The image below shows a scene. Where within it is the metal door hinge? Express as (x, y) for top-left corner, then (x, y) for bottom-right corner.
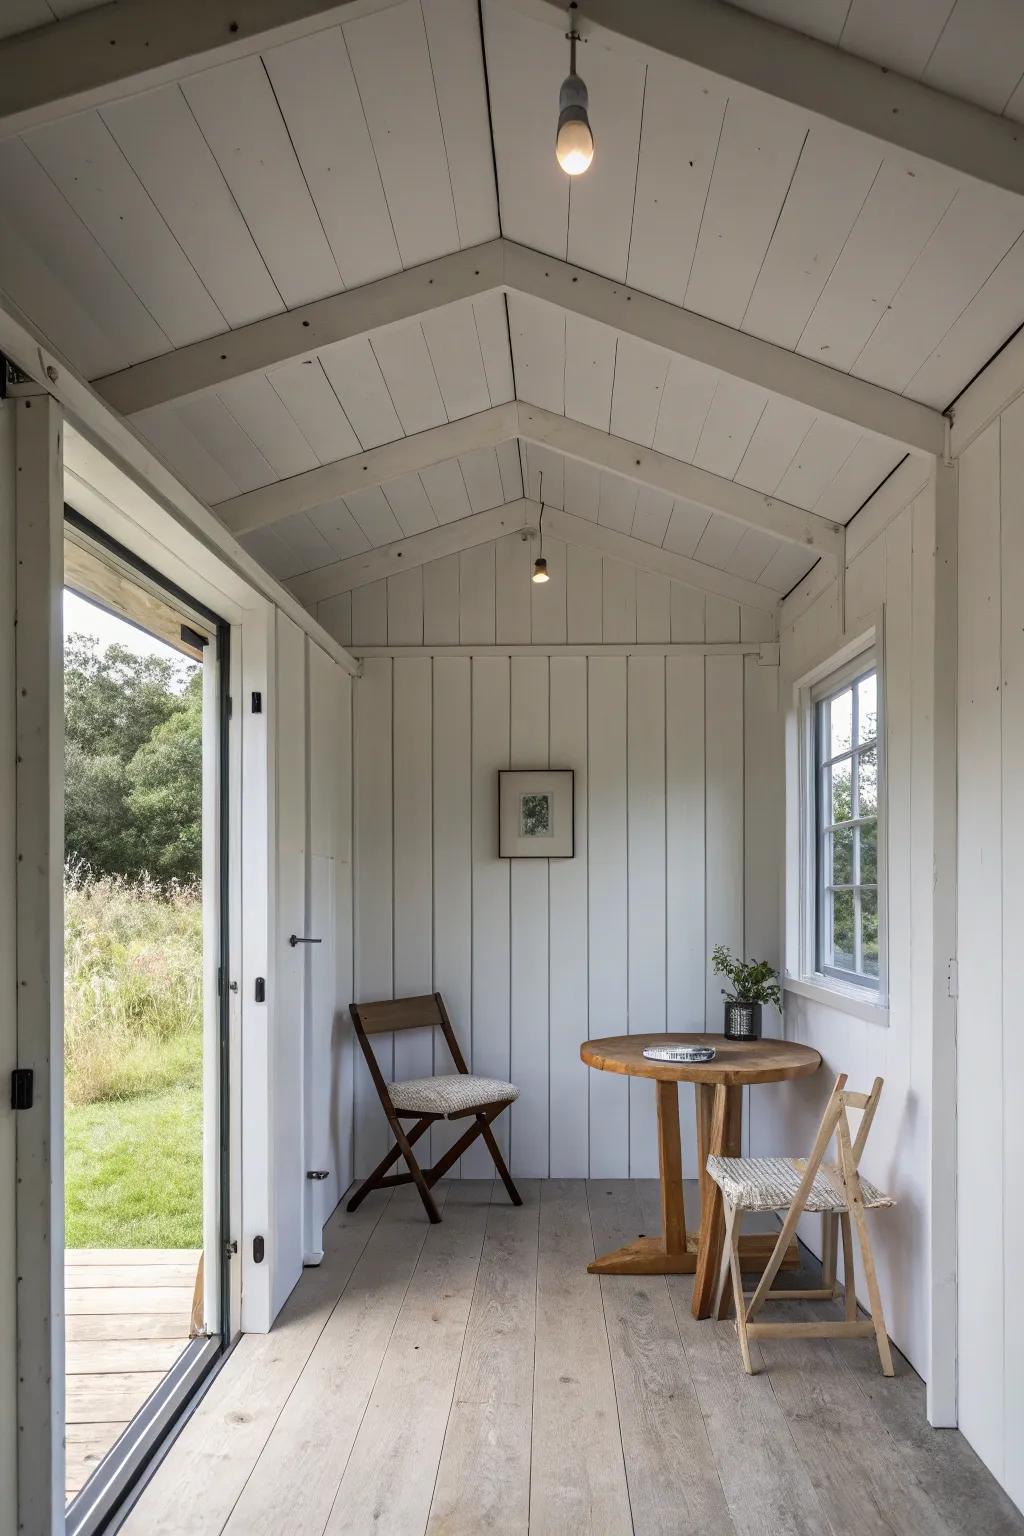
(255, 977), (266, 1003)
(251, 691), (262, 714)
(225, 1239), (238, 1259)
(10, 1068), (33, 1110)
(306, 1170), (329, 1181)
(947, 958), (959, 998)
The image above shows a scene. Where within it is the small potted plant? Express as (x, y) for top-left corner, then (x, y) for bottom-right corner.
(711, 945), (782, 1041)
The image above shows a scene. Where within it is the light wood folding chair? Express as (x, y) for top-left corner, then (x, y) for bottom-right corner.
(347, 993), (523, 1223)
(707, 1073), (896, 1376)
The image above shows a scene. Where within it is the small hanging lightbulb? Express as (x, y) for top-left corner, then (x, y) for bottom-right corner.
(533, 473), (550, 583)
(556, 3), (593, 176)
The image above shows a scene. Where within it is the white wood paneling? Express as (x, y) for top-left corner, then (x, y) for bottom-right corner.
(626, 657), (666, 1175)
(509, 657), (550, 1177)
(430, 658), (472, 1168)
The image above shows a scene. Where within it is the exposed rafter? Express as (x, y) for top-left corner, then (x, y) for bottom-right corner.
(510, 0), (1024, 201)
(0, 0), (397, 139)
(517, 404), (843, 564)
(93, 241), (945, 457)
(218, 403), (518, 533)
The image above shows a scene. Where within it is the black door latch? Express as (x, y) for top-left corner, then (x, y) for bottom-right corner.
(10, 1069), (33, 1110)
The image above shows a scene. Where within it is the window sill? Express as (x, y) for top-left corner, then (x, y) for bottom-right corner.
(784, 974), (889, 1027)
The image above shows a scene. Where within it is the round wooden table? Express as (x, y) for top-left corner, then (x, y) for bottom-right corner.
(580, 1034), (822, 1318)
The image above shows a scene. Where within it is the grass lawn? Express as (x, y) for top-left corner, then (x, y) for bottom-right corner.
(64, 1081), (202, 1249)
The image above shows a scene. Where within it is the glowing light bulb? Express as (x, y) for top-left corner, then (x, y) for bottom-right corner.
(556, 71), (593, 176)
(532, 556), (550, 583)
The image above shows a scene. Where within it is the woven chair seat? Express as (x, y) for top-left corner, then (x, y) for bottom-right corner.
(706, 1155), (895, 1213)
(388, 1074), (519, 1117)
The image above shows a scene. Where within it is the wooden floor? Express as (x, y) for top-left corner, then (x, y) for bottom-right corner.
(65, 1248), (197, 1503)
(121, 1182), (1023, 1536)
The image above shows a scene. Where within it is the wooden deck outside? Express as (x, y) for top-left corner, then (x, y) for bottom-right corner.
(120, 1182), (1024, 1536)
(65, 1248), (198, 1503)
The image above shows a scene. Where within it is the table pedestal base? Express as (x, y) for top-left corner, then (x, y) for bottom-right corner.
(588, 1231), (798, 1277)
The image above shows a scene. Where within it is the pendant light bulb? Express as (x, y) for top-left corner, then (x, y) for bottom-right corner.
(533, 471), (549, 581)
(556, 4), (593, 176)
(532, 556), (550, 584)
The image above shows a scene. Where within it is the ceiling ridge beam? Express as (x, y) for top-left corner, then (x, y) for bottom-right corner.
(95, 240), (944, 457)
(0, 0), (403, 139)
(218, 403), (519, 533)
(508, 0), (1024, 202)
(288, 500), (532, 604)
(517, 404), (842, 563)
(503, 242), (942, 458)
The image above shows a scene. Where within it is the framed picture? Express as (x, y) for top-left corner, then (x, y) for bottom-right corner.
(498, 769), (575, 858)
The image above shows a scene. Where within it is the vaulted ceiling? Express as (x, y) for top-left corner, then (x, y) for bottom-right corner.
(2, 0), (1022, 612)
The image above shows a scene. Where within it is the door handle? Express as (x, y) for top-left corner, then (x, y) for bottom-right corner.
(288, 934), (322, 947)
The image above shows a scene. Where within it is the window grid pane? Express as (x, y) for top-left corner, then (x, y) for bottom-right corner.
(814, 666), (879, 988)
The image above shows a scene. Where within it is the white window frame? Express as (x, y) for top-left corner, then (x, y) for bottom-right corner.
(787, 620), (889, 1023)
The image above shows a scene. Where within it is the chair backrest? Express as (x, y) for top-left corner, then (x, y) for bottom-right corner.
(349, 993), (469, 1077)
(799, 1072), (884, 1203)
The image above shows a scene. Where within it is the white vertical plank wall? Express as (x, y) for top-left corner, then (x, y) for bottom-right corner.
(347, 531), (779, 1180)
(0, 401), (16, 1536)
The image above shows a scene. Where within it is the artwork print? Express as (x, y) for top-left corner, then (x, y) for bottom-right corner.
(520, 791), (553, 839)
(498, 770), (574, 858)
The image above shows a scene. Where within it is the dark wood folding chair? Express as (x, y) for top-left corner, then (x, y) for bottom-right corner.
(347, 993), (523, 1223)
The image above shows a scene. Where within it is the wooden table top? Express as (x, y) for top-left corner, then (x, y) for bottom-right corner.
(580, 1034), (821, 1086)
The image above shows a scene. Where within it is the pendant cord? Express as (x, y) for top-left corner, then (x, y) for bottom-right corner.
(537, 471), (545, 560)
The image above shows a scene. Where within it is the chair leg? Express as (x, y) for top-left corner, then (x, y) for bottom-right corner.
(821, 1212), (838, 1295)
(839, 1211), (857, 1320)
(347, 1116), (432, 1212)
(478, 1114), (522, 1205)
(388, 1117), (441, 1223)
(714, 1200), (736, 1319)
(746, 1196), (806, 1323)
(728, 1207), (754, 1375)
(849, 1199), (895, 1376)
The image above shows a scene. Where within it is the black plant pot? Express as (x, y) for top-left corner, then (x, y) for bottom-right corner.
(723, 1000), (762, 1041)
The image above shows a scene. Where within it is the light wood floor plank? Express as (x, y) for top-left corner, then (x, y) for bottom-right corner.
(65, 1285), (194, 1315)
(222, 1184), (451, 1536)
(119, 1191), (395, 1535)
(67, 1250), (202, 1266)
(322, 1181), (493, 1536)
(529, 1179), (633, 1536)
(426, 1180), (541, 1535)
(68, 1371), (166, 1424)
(588, 1180), (736, 1536)
(66, 1312), (189, 1342)
(66, 1263), (199, 1288)
(66, 1339), (188, 1376)
(66, 1423), (128, 1495)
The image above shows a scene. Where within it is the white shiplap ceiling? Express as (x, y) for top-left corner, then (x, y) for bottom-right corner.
(1, 0), (1022, 607)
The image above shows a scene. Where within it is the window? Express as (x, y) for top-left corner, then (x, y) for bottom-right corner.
(813, 658), (880, 989)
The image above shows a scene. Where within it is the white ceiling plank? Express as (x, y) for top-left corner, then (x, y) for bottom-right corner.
(0, 136), (167, 377)
(459, 446), (505, 512)
(663, 499), (711, 557)
(692, 510), (746, 570)
(610, 334), (671, 448)
(651, 354), (718, 463)
(922, 0), (1024, 114)
(757, 540), (819, 594)
(288, 499), (531, 602)
(851, 184), (1024, 395)
(684, 95), (807, 329)
(176, 394), (276, 493)
(380, 471), (438, 536)
(631, 485), (674, 546)
(273, 508), (340, 570)
(908, 231), (1024, 410)
(268, 357), (362, 463)
(0, 0), (410, 136)
(472, 290), (515, 405)
(734, 394), (816, 494)
(565, 34), (646, 280)
(0, 1), (57, 43)
(519, 402), (843, 559)
(741, 125), (883, 350)
(625, 61), (726, 307)
(773, 416), (860, 508)
(725, 525), (780, 582)
(318, 335), (405, 450)
(503, 0), (1024, 199)
(343, 0), (460, 266)
(796, 159), (956, 373)
(504, 240), (944, 454)
(597, 471), (639, 535)
(421, 0), (500, 248)
(507, 290), (566, 415)
(562, 457), (601, 522)
(421, 301), (492, 420)
(371, 322), (449, 434)
(420, 457), (473, 523)
(344, 483), (404, 545)
(496, 438), (525, 501)
(522, 442), (564, 509)
(564, 312), (616, 432)
(263, 26), (402, 289)
(692, 378), (768, 480)
(839, 0), (954, 82)
(135, 403), (240, 504)
(545, 506), (780, 612)
(216, 402), (516, 530)
(101, 85), (284, 330)
(182, 55), (342, 310)
(731, 0), (849, 43)
(812, 436), (905, 524)
(216, 373), (321, 480)
(239, 523), (306, 581)
(25, 110), (226, 347)
(307, 497), (372, 558)
(482, 0), (568, 260)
